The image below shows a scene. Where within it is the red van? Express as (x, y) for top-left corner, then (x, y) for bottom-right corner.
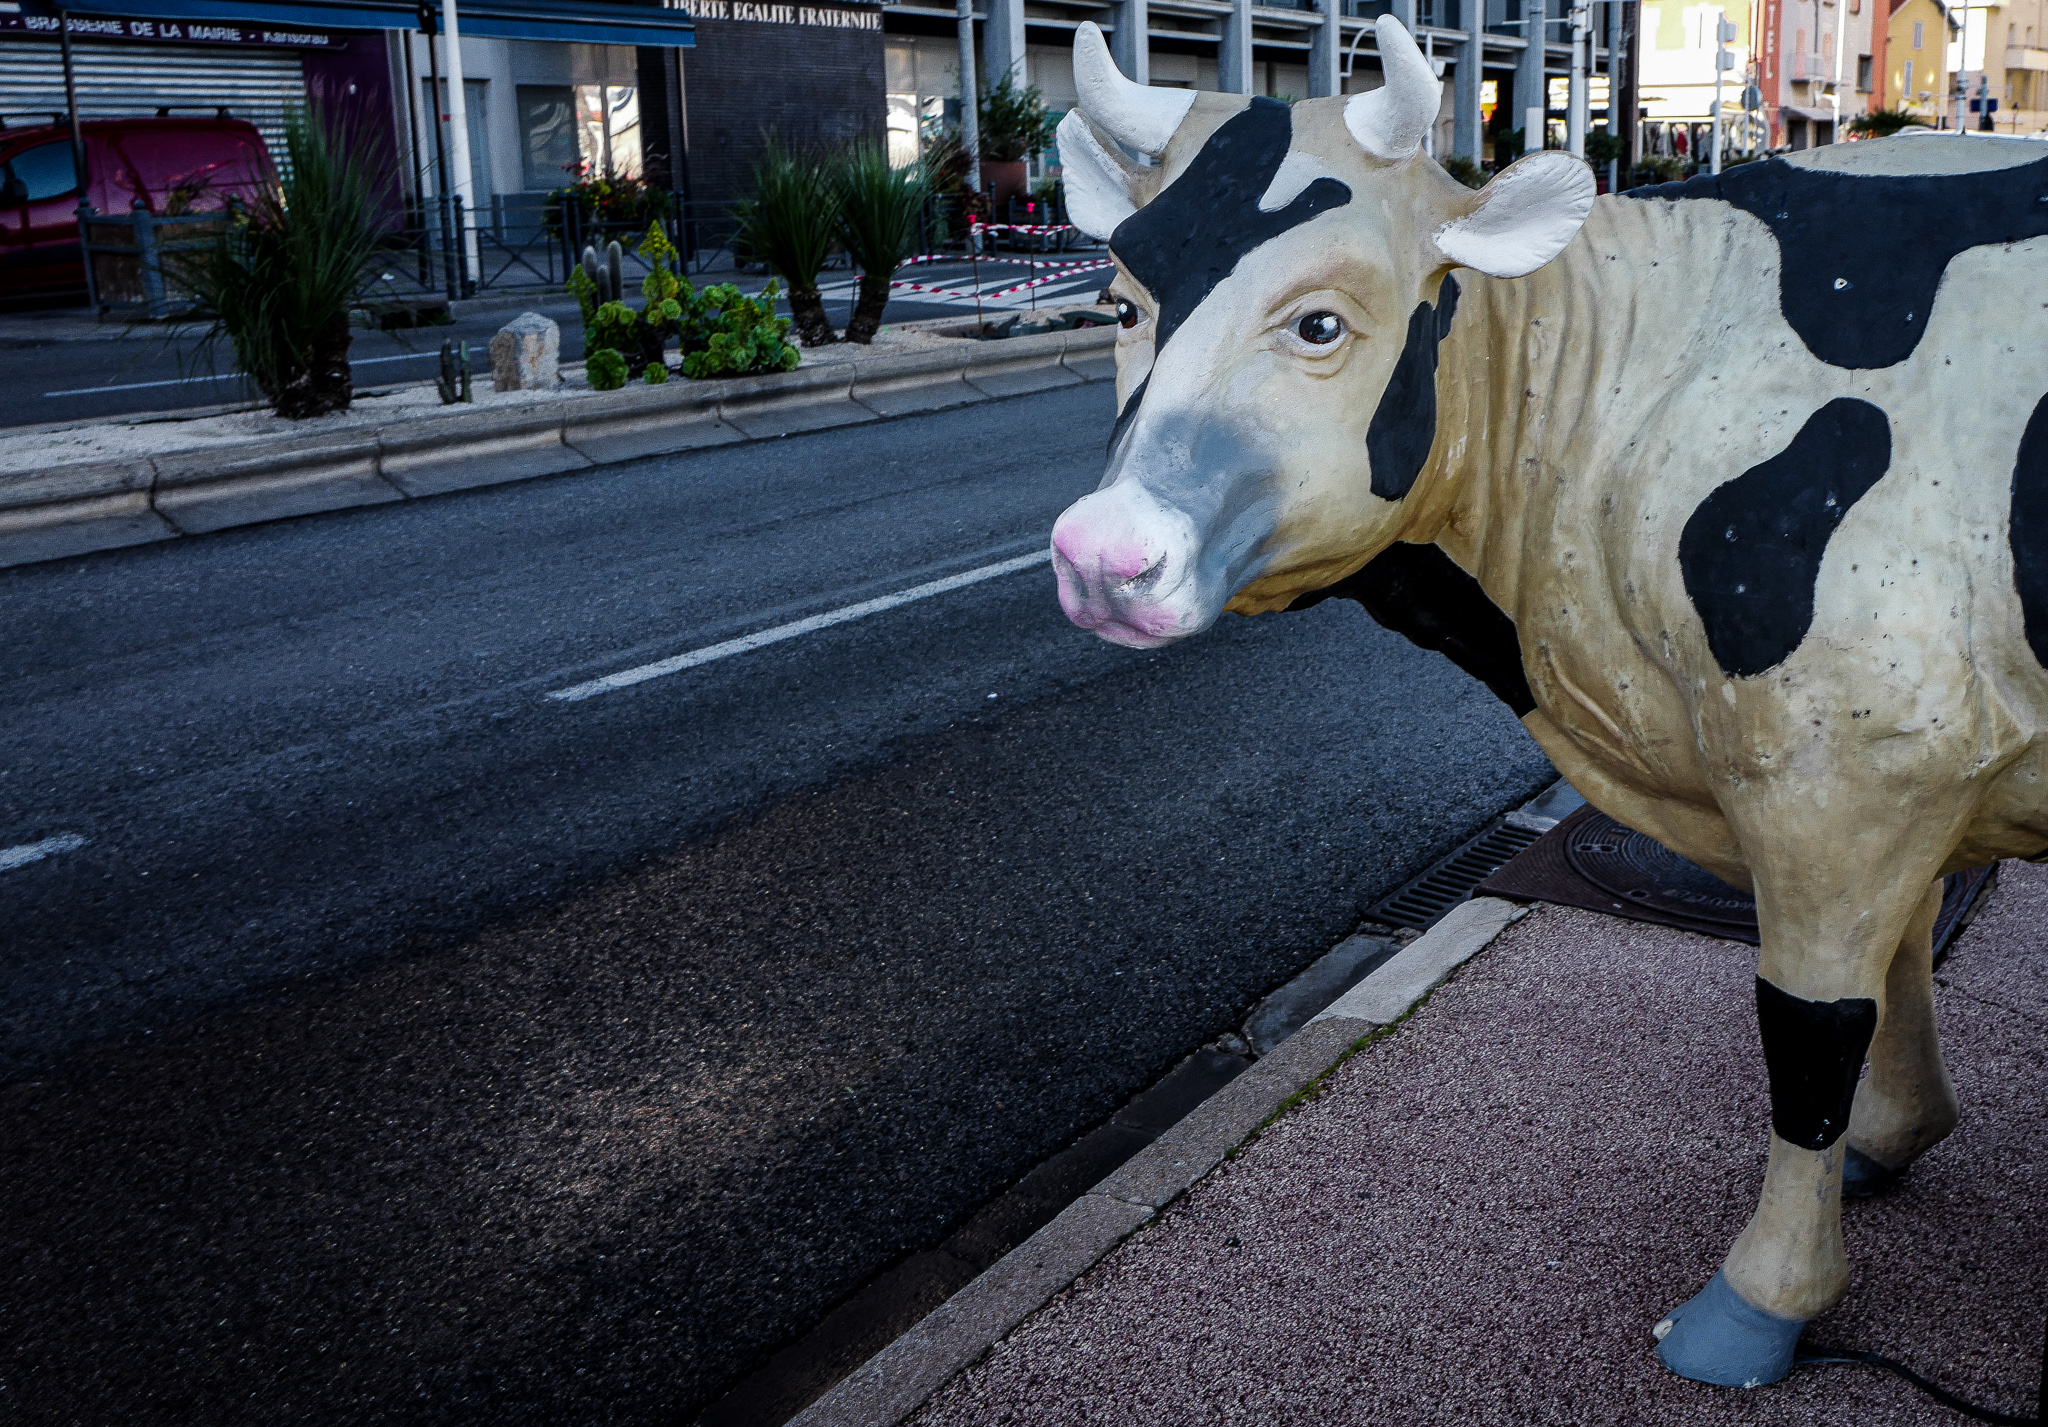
(0, 114), (275, 300)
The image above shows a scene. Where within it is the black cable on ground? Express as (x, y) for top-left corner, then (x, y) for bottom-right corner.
(1796, 1338), (2043, 1427)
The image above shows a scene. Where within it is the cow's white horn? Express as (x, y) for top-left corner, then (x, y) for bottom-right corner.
(1344, 16), (1442, 161)
(1072, 20), (1196, 158)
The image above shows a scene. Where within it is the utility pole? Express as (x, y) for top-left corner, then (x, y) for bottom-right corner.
(1606, 0), (1621, 188)
(1617, 0), (1641, 179)
(956, 0), (982, 197)
(440, 0), (478, 292)
(1568, 1), (1589, 155)
(1711, 9), (1735, 173)
(1829, 0), (1845, 141)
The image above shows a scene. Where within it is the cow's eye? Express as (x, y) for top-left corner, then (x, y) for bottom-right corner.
(1115, 298), (1141, 329)
(1297, 311), (1345, 345)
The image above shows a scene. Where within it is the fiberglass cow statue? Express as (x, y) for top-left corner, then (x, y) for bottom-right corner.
(1049, 13), (2048, 1392)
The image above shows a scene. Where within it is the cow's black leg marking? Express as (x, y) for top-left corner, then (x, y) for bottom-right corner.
(1679, 397), (1892, 678)
(1755, 975), (1878, 1151)
(1286, 540), (1535, 717)
(1109, 97), (1352, 357)
(1629, 153), (2048, 369)
(2005, 390), (2048, 671)
(1366, 276), (1461, 502)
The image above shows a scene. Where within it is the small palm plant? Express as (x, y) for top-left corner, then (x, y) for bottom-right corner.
(733, 141), (841, 347)
(176, 103), (389, 419)
(834, 144), (932, 344)
(1847, 106), (1932, 138)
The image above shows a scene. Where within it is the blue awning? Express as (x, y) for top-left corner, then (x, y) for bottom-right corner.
(19, 0), (696, 46)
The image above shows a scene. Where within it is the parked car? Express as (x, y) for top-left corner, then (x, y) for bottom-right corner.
(0, 113), (275, 300)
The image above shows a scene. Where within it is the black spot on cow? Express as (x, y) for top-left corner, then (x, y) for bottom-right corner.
(1367, 276), (1460, 501)
(1109, 375), (1149, 454)
(1289, 540), (1536, 717)
(2006, 390), (2048, 670)
(1679, 397), (1892, 679)
(1630, 153), (2048, 369)
(1111, 97), (1352, 356)
(1754, 976), (1878, 1151)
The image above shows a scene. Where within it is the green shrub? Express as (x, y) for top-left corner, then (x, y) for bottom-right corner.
(1848, 106), (1932, 137)
(1585, 131), (1627, 167)
(835, 143), (933, 344)
(1440, 154), (1486, 189)
(586, 347), (629, 390)
(587, 299), (638, 356)
(681, 282), (800, 378)
(644, 363), (668, 385)
(173, 103), (390, 419)
(978, 76), (1058, 162)
(733, 141), (841, 347)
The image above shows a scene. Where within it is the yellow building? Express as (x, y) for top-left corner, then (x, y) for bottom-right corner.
(1886, 0), (1955, 115)
(1938, 0), (2048, 131)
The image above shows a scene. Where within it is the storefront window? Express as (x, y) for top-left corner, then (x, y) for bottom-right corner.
(518, 84), (578, 190)
(573, 84), (641, 180)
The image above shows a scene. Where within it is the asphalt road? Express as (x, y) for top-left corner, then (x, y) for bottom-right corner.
(0, 254), (1105, 426)
(0, 382), (1555, 1424)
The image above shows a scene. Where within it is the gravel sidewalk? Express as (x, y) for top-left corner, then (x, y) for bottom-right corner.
(914, 863), (2048, 1426)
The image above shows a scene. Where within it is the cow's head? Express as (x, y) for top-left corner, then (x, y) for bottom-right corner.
(1050, 18), (1594, 647)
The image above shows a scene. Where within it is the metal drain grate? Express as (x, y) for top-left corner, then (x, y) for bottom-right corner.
(1365, 819), (1544, 931)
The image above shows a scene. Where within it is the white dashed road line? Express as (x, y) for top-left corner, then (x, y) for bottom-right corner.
(0, 833), (89, 873)
(43, 351), (446, 398)
(548, 549), (1053, 703)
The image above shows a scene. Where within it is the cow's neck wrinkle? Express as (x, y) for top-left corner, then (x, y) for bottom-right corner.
(1420, 195), (1716, 627)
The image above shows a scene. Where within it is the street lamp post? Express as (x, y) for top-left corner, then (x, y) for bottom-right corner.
(1710, 10), (1735, 174)
(957, 0), (982, 198)
(1568, 1), (1590, 155)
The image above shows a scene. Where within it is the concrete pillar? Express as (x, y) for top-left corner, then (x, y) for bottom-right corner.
(1220, 0), (1255, 92)
(985, 0), (1028, 87)
(1515, 0), (1548, 151)
(1112, 0), (1150, 82)
(1308, 0), (1344, 96)
(1453, 22), (1483, 156)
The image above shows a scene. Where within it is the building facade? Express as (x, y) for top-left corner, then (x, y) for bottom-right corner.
(1756, 0), (1883, 144)
(881, 0), (1617, 171)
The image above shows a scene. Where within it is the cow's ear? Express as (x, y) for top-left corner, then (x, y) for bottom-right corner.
(1058, 110), (1145, 239)
(1433, 151), (1595, 278)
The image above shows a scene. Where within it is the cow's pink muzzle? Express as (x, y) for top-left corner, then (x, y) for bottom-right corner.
(1050, 487), (1210, 649)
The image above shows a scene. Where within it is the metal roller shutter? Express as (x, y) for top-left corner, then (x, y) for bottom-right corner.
(0, 40), (307, 157)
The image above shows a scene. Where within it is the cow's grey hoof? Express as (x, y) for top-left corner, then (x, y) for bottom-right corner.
(1653, 1270), (1804, 1388)
(1842, 1145), (1905, 1198)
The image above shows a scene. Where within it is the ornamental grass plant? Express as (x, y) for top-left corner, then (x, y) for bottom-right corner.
(175, 102), (390, 419)
(834, 143), (932, 344)
(733, 141), (841, 347)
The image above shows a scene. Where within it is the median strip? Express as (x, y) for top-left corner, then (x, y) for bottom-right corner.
(1, 322), (1118, 573)
(547, 549), (1054, 702)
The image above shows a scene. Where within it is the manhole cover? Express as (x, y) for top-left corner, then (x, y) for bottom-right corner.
(1563, 814), (1757, 933)
(1480, 804), (1992, 956)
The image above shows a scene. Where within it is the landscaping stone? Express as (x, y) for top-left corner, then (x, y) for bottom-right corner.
(490, 312), (560, 392)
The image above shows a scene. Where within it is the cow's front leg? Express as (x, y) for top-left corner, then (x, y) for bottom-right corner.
(1844, 880), (1959, 1194)
(1652, 867), (1933, 1388)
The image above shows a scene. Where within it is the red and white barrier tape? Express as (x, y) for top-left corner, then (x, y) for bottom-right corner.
(888, 257), (1112, 300)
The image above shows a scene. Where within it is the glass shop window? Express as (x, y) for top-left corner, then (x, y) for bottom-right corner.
(518, 84), (578, 190)
(573, 84), (641, 180)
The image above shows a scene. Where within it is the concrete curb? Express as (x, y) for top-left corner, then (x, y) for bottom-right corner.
(787, 897), (1531, 1427)
(0, 325), (1119, 572)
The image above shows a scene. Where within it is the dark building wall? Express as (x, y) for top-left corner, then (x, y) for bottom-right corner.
(680, 1), (885, 207)
(304, 32), (404, 218)
(636, 45), (687, 192)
